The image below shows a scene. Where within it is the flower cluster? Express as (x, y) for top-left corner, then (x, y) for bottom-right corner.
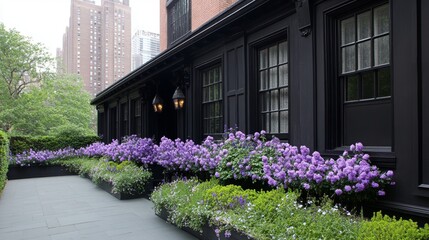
(13, 147), (78, 166)
(154, 136), (221, 174)
(10, 131), (395, 200)
(102, 136), (156, 164)
(262, 143), (395, 199)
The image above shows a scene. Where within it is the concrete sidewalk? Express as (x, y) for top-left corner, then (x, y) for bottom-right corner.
(0, 176), (197, 240)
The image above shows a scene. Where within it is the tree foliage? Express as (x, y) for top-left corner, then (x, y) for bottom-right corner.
(0, 74), (96, 136)
(0, 23), (53, 99)
(0, 23), (95, 136)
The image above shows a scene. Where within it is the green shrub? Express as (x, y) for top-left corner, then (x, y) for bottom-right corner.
(151, 179), (219, 232)
(358, 212), (429, 240)
(9, 135), (100, 154)
(90, 160), (152, 195)
(152, 180), (361, 239)
(204, 184), (258, 210)
(0, 130), (9, 193)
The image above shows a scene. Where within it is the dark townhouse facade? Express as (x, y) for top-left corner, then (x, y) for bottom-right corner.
(91, 0), (429, 223)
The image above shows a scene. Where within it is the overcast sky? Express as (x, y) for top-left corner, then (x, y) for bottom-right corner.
(0, 0), (160, 57)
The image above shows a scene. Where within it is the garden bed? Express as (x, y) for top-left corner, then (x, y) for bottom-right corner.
(95, 178), (153, 200)
(156, 207), (253, 240)
(7, 165), (77, 180)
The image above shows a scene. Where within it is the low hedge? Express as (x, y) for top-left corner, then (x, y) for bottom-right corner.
(0, 131), (9, 193)
(152, 179), (429, 240)
(9, 135), (100, 155)
(56, 158), (152, 195)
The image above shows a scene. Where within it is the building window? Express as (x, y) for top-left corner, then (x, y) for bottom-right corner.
(202, 65), (223, 136)
(337, 2), (392, 147)
(340, 3), (390, 101)
(258, 40), (289, 135)
(109, 107), (117, 141)
(131, 99), (142, 137)
(167, 0), (190, 45)
(120, 103), (128, 139)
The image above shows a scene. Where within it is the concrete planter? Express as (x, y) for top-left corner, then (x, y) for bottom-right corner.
(156, 207), (254, 240)
(7, 165), (77, 180)
(82, 174), (153, 200)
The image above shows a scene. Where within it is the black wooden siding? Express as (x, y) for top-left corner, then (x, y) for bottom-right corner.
(94, 0), (429, 221)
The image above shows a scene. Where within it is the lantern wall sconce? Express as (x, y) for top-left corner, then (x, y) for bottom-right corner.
(152, 94), (163, 113)
(172, 87), (185, 110)
(171, 69), (190, 110)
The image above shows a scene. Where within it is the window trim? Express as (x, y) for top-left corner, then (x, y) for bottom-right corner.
(167, 0), (191, 47)
(200, 63), (224, 138)
(248, 30), (289, 140)
(257, 40), (289, 137)
(325, 0), (393, 152)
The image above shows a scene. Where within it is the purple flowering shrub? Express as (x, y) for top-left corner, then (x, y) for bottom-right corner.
(103, 136), (156, 164)
(215, 130), (279, 182)
(13, 147), (78, 166)
(10, 130), (395, 201)
(76, 141), (108, 158)
(263, 142), (395, 201)
(154, 136), (221, 175)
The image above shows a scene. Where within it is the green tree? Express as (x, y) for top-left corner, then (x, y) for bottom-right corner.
(0, 23), (53, 99)
(0, 74), (95, 136)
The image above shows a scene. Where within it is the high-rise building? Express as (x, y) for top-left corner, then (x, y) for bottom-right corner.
(131, 30), (160, 70)
(160, 0), (238, 51)
(60, 0), (131, 96)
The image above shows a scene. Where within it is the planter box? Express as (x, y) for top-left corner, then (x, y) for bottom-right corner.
(7, 165), (77, 180)
(156, 207), (254, 240)
(81, 174), (152, 200)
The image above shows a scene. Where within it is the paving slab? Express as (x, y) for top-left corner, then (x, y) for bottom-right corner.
(0, 176), (197, 240)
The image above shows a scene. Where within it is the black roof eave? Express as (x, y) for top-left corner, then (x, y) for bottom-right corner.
(91, 0), (266, 105)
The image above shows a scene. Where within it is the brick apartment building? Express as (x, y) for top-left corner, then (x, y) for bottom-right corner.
(160, 0), (238, 51)
(61, 0), (131, 96)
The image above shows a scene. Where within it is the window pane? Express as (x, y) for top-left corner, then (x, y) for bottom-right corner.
(357, 11), (371, 40)
(269, 45), (278, 67)
(260, 92), (269, 112)
(213, 84), (219, 100)
(269, 68), (278, 89)
(374, 36), (389, 66)
(259, 48), (268, 69)
(342, 45), (356, 73)
(374, 4), (390, 36)
(279, 64), (288, 87)
(260, 70), (268, 90)
(214, 67), (219, 83)
(280, 111), (289, 133)
(271, 90), (279, 111)
(209, 69), (214, 84)
(271, 112), (279, 133)
(378, 67), (391, 97)
(346, 75), (359, 101)
(280, 88), (288, 110)
(362, 72), (375, 99)
(341, 17), (355, 45)
(209, 85), (214, 101)
(262, 113), (270, 133)
(279, 41), (288, 64)
(358, 40), (371, 70)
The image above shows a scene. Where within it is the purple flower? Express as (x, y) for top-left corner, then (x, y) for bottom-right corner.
(378, 190), (386, 196)
(215, 172), (220, 178)
(335, 189), (343, 195)
(344, 185), (352, 192)
(303, 183), (310, 190)
(224, 230), (231, 238)
(355, 142), (364, 152)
